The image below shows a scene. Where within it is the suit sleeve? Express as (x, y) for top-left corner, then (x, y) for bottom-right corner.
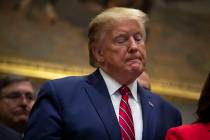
(23, 81), (63, 140)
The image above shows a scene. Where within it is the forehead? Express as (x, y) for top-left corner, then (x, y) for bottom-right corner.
(105, 19), (142, 35)
(1, 81), (34, 94)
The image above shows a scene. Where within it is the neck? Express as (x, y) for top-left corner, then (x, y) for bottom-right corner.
(100, 68), (138, 85)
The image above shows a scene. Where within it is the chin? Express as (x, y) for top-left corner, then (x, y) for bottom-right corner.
(17, 116), (28, 122)
(129, 61), (143, 69)
(127, 68), (141, 76)
(130, 64), (142, 71)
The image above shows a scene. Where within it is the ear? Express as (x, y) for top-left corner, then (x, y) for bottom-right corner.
(92, 47), (104, 63)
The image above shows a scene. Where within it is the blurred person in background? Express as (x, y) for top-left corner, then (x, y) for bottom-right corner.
(24, 7), (181, 140)
(0, 75), (35, 140)
(138, 71), (151, 90)
(165, 72), (210, 140)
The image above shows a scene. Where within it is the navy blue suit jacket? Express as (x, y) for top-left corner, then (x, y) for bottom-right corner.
(0, 123), (22, 140)
(24, 69), (182, 140)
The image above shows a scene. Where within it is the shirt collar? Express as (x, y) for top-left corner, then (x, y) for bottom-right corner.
(99, 68), (138, 102)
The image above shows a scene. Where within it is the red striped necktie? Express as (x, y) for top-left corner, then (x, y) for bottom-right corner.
(118, 86), (135, 140)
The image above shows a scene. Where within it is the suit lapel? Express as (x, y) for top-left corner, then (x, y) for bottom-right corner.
(84, 69), (121, 140)
(138, 86), (157, 140)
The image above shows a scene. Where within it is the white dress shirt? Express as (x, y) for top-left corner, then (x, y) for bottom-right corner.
(99, 69), (143, 140)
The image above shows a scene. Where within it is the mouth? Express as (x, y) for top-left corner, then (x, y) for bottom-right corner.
(128, 59), (140, 63)
(126, 59), (142, 68)
(127, 56), (141, 63)
(15, 109), (30, 116)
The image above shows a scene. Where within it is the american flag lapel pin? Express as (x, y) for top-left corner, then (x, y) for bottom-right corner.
(148, 101), (154, 108)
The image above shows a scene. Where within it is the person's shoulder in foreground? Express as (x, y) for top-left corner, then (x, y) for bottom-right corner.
(165, 123), (210, 140)
(165, 72), (210, 140)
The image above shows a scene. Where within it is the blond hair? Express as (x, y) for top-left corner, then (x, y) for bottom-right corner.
(88, 7), (148, 67)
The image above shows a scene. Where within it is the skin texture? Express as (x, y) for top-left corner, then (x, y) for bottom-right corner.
(0, 81), (35, 133)
(93, 19), (146, 85)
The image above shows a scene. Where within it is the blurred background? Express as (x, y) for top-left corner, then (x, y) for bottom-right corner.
(0, 0), (210, 123)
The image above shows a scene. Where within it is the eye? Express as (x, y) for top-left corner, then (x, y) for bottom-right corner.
(113, 35), (128, 44)
(4, 92), (21, 99)
(25, 93), (36, 100)
(134, 33), (143, 42)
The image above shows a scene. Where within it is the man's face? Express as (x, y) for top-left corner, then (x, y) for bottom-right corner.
(0, 81), (35, 130)
(95, 19), (146, 84)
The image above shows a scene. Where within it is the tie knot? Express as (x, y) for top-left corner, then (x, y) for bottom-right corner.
(119, 86), (130, 96)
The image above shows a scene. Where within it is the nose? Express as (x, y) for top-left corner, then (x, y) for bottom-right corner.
(20, 97), (28, 106)
(18, 95), (29, 106)
(128, 37), (138, 51)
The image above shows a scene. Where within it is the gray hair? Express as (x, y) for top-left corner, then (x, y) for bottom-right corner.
(88, 7), (148, 67)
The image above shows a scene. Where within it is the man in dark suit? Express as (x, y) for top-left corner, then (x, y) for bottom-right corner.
(23, 7), (182, 140)
(0, 75), (35, 140)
